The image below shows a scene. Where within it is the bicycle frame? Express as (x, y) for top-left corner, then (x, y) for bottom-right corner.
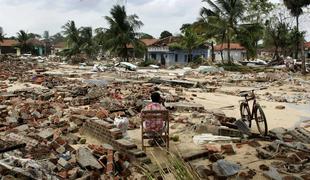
(241, 90), (257, 120)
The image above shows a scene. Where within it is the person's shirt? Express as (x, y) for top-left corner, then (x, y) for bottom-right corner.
(142, 102), (166, 132)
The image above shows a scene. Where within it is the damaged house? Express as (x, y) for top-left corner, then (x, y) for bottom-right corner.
(145, 36), (210, 66)
(0, 39), (19, 55)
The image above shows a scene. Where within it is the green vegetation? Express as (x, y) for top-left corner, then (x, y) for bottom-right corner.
(104, 5), (144, 61)
(2, 0), (309, 70)
(283, 0), (310, 74)
(160, 31), (173, 39)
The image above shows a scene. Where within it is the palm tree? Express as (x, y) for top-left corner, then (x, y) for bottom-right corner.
(104, 5), (143, 61)
(17, 30), (30, 53)
(62, 21), (81, 57)
(237, 23), (264, 60)
(180, 28), (204, 62)
(283, 0), (310, 74)
(80, 27), (96, 58)
(201, 0), (245, 64)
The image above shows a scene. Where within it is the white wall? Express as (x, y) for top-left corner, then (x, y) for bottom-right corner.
(215, 50), (246, 62)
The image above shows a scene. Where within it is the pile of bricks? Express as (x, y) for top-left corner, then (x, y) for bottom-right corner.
(0, 105), (8, 121)
(83, 118), (151, 165)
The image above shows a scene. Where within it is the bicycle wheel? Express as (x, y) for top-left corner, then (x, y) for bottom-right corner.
(240, 102), (251, 127)
(254, 104), (268, 136)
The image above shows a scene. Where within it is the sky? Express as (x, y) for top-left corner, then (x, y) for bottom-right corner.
(0, 0), (309, 40)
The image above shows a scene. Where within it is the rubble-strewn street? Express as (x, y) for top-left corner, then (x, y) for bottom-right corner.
(0, 55), (310, 179)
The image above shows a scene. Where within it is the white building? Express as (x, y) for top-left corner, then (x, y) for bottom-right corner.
(214, 43), (246, 62)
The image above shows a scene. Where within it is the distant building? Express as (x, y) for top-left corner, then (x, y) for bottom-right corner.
(51, 41), (66, 55)
(0, 39), (19, 55)
(214, 43), (246, 62)
(145, 36), (209, 66)
(43, 31), (49, 39)
(26, 38), (45, 56)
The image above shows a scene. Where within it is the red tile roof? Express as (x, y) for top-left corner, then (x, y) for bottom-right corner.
(0, 39), (19, 47)
(305, 42), (310, 49)
(127, 38), (158, 48)
(214, 43), (245, 51)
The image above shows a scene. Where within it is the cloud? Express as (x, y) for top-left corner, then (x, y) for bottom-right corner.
(0, 0), (203, 38)
(0, 0), (308, 40)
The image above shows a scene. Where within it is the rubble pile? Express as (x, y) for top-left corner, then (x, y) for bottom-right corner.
(0, 56), (309, 179)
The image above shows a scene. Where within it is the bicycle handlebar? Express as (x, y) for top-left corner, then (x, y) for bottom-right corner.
(239, 87), (267, 96)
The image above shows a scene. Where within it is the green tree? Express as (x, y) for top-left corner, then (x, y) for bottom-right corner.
(16, 30), (31, 53)
(104, 5), (144, 61)
(50, 33), (65, 44)
(80, 27), (96, 58)
(180, 23), (192, 33)
(237, 23), (264, 60)
(160, 30), (173, 39)
(201, 0), (245, 64)
(283, 0), (310, 74)
(180, 28), (204, 62)
(264, 16), (291, 61)
(62, 21), (81, 57)
(139, 33), (154, 39)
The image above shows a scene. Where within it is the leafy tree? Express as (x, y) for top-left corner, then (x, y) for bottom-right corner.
(160, 30), (173, 39)
(139, 33), (154, 39)
(16, 30), (31, 53)
(243, 0), (274, 23)
(28, 33), (41, 39)
(201, 0), (245, 64)
(50, 33), (65, 44)
(80, 27), (96, 57)
(283, 0), (310, 74)
(264, 16), (291, 61)
(62, 21), (98, 58)
(93, 28), (107, 55)
(180, 28), (204, 62)
(62, 21), (81, 57)
(237, 23), (264, 60)
(104, 5), (144, 61)
(180, 23), (192, 33)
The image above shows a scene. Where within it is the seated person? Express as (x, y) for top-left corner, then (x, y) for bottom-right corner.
(141, 92), (166, 145)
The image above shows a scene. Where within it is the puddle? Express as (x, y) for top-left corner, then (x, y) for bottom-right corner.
(287, 103), (310, 128)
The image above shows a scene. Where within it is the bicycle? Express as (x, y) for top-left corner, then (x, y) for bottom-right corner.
(239, 88), (268, 136)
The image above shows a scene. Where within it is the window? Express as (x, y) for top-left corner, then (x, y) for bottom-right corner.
(184, 55), (187, 62)
(175, 54), (178, 62)
(151, 53), (156, 60)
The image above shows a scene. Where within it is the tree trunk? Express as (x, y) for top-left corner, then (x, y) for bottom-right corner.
(296, 16), (306, 74)
(295, 16), (299, 59)
(188, 50), (191, 62)
(275, 45), (279, 61)
(227, 34), (231, 64)
(220, 50), (224, 63)
(211, 41), (215, 62)
(124, 45), (129, 62)
(301, 40), (306, 74)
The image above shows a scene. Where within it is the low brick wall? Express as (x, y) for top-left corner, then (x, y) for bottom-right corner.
(82, 118), (151, 165)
